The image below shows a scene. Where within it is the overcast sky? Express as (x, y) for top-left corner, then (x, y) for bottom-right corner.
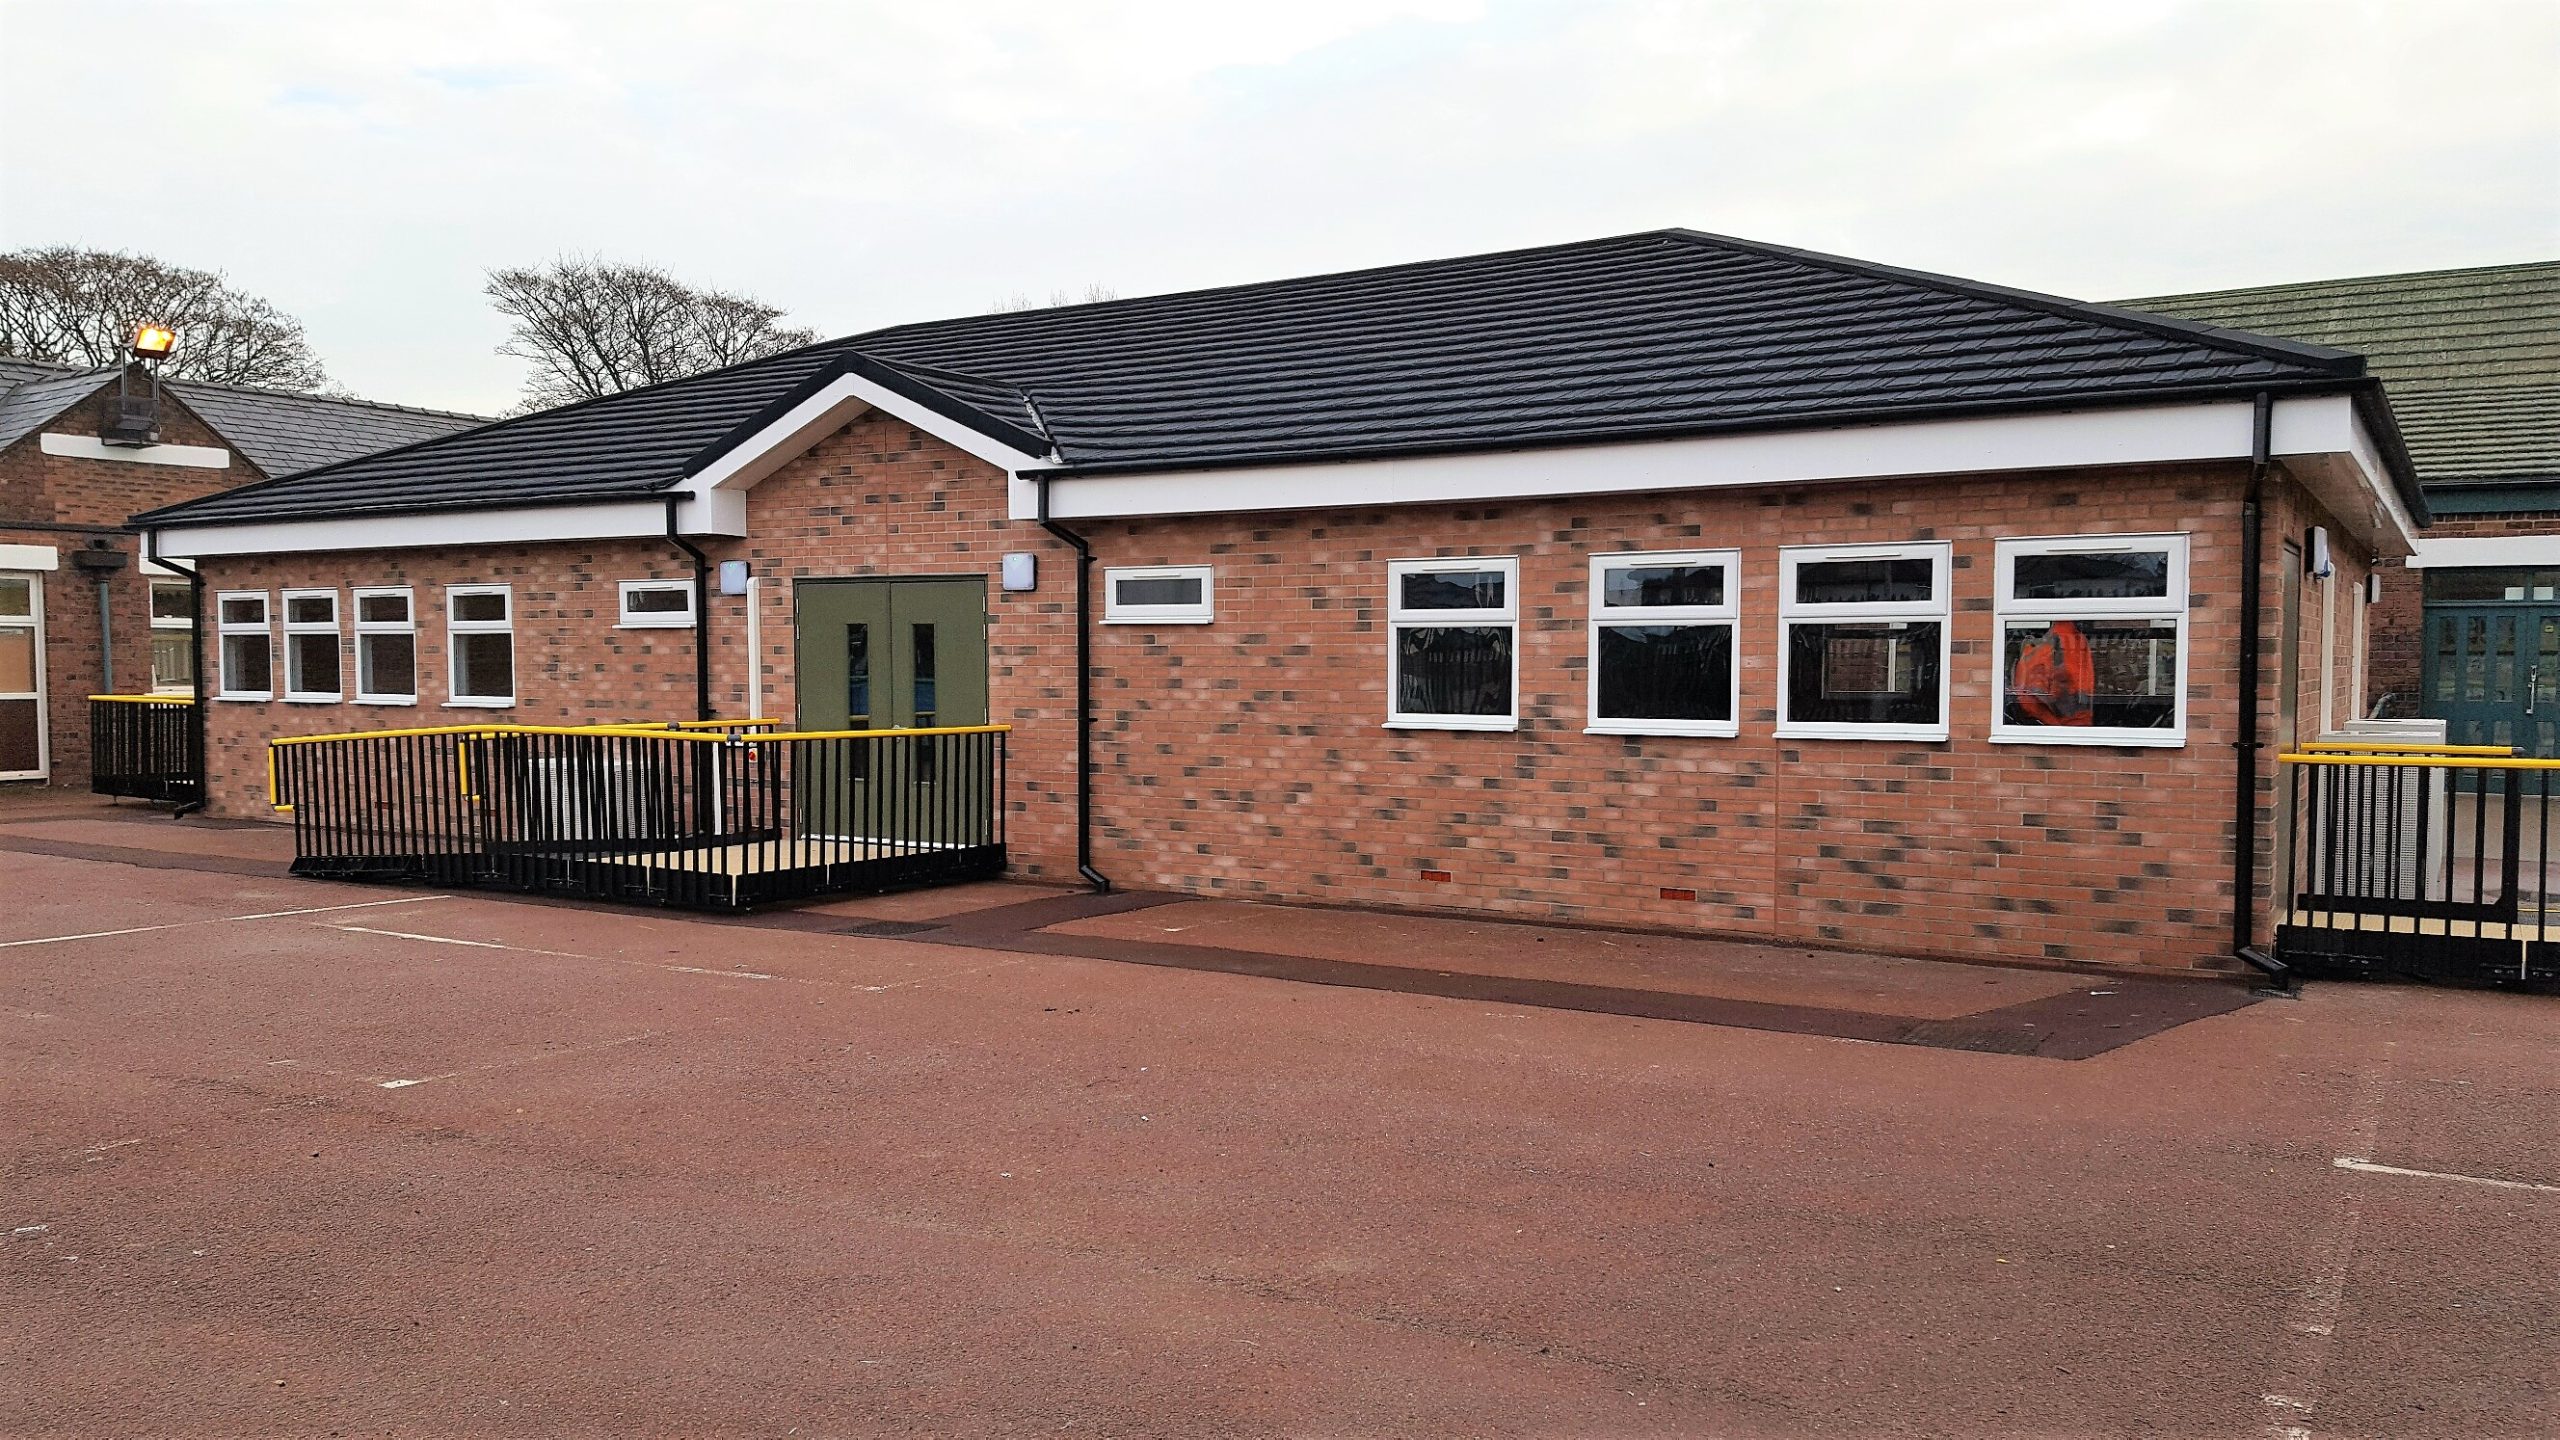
(4, 0), (2554, 415)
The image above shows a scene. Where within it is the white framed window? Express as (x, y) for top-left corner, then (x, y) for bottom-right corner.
(1103, 565), (1214, 625)
(617, 579), (696, 629)
(446, 585), (514, 707)
(281, 589), (343, 702)
(353, 586), (417, 704)
(214, 591), (273, 701)
(1992, 534), (2188, 746)
(1777, 542), (1951, 741)
(148, 578), (195, 694)
(1587, 549), (1740, 738)
(1386, 556), (1518, 731)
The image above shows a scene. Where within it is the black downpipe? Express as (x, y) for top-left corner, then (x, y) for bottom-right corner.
(664, 497), (713, 722)
(1036, 478), (1111, 893)
(2233, 392), (2289, 987)
(144, 529), (210, 818)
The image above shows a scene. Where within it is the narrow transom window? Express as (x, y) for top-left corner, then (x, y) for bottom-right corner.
(214, 591), (273, 700)
(1588, 549), (1739, 738)
(446, 585), (514, 707)
(148, 578), (195, 693)
(1777, 543), (1951, 741)
(1103, 566), (1214, 625)
(353, 586), (417, 704)
(1387, 557), (1518, 731)
(1993, 535), (2188, 746)
(281, 589), (342, 702)
(618, 579), (696, 629)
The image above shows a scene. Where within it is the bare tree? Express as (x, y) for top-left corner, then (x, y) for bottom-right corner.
(487, 257), (819, 411)
(989, 283), (1120, 314)
(0, 246), (332, 391)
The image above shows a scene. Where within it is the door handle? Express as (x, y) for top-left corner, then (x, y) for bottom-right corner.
(2531, 665), (2541, 717)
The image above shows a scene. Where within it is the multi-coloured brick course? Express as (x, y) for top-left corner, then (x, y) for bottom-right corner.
(191, 411), (2379, 972)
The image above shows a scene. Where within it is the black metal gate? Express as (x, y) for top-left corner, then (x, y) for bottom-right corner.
(2276, 745), (2558, 985)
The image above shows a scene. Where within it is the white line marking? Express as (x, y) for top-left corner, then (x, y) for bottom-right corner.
(2262, 1043), (2395, 1439)
(371, 1029), (659, 1093)
(227, 896), (451, 921)
(329, 924), (582, 957)
(663, 965), (775, 980)
(2332, 1157), (2560, 1193)
(0, 923), (186, 950)
(0, 895), (452, 949)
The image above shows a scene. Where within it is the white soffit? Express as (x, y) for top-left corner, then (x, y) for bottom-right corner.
(1023, 395), (2414, 554)
(40, 433), (231, 469)
(2405, 536), (2560, 570)
(148, 495), (747, 559)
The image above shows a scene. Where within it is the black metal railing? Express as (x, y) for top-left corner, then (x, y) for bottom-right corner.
(271, 721), (1009, 910)
(2277, 744), (2559, 986)
(89, 694), (201, 803)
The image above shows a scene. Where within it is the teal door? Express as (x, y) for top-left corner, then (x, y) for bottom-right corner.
(2422, 573), (2560, 757)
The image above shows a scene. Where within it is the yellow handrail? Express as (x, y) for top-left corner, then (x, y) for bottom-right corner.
(2279, 752), (2560, 770)
(2294, 741), (2516, 756)
(266, 720), (1013, 812)
(89, 693), (197, 704)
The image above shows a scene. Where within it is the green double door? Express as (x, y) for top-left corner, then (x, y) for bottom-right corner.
(794, 578), (990, 841)
(2423, 604), (2560, 756)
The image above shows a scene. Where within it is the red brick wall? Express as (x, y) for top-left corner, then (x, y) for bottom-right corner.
(0, 384), (260, 784)
(191, 412), (2399, 972)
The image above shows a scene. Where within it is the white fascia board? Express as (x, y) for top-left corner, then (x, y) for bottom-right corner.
(1022, 401), (2271, 522)
(0, 543), (62, 571)
(40, 433), (232, 468)
(2269, 394), (2420, 555)
(148, 499), (715, 560)
(2406, 536), (2560, 569)
(683, 371), (1051, 499)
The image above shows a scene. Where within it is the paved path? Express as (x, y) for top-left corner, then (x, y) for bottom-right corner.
(1, 813), (2555, 1436)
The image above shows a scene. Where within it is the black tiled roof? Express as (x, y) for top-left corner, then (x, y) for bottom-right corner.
(165, 381), (484, 478)
(142, 229), (2408, 530)
(2123, 262), (2560, 487)
(0, 355), (483, 478)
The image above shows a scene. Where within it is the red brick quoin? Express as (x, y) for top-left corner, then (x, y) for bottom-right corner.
(193, 413), (2373, 973)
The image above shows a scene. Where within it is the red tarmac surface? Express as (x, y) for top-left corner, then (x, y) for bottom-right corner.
(2, 795), (2557, 1437)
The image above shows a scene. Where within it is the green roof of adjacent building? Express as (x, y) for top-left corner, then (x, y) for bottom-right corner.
(2122, 262), (2559, 489)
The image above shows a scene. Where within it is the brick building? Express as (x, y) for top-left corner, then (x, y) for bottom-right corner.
(0, 355), (479, 785)
(137, 231), (2420, 973)
(2129, 263), (2560, 748)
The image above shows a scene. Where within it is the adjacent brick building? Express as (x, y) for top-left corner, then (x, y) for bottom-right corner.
(138, 231), (2420, 974)
(2130, 262), (2560, 746)
(0, 356), (480, 786)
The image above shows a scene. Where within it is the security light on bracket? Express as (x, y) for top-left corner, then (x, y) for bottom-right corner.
(104, 324), (177, 447)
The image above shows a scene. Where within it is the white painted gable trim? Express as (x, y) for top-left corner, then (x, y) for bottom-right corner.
(681, 370), (1051, 499)
(40, 433), (232, 469)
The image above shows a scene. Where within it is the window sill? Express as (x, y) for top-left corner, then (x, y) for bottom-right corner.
(213, 693), (273, 703)
(1585, 723), (1739, 740)
(1773, 723), (1950, 743)
(354, 696), (419, 707)
(1990, 730), (2186, 749)
(1102, 614), (1213, 626)
(442, 698), (517, 710)
(615, 620), (697, 631)
(1383, 718), (1519, 734)
(281, 695), (343, 705)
